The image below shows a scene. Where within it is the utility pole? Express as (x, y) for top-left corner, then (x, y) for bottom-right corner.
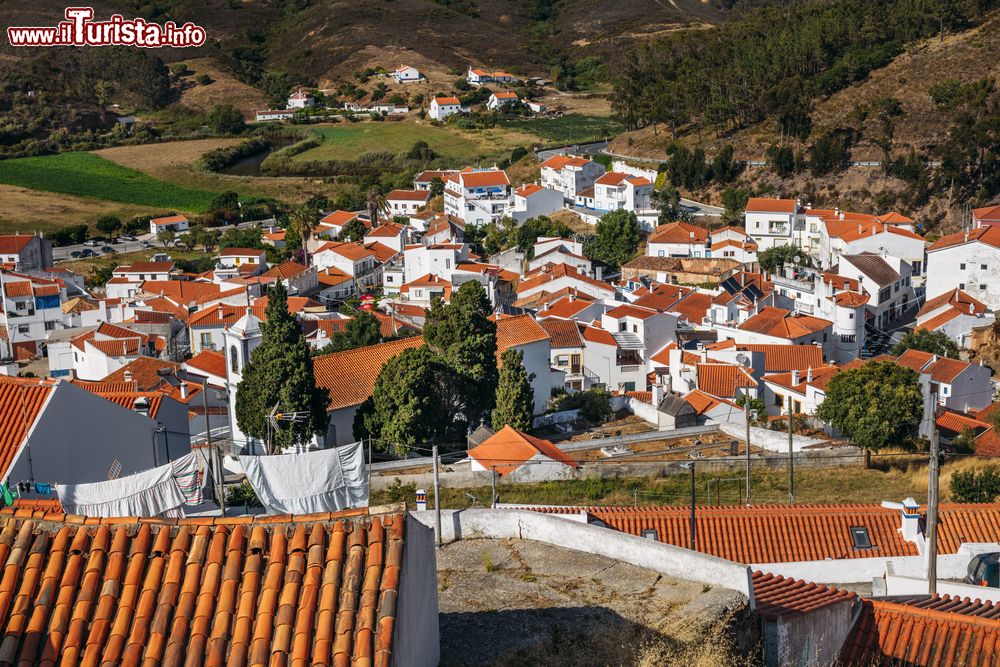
(367, 436), (373, 492)
(490, 466), (497, 509)
(432, 445), (442, 548)
(788, 407), (795, 504)
(927, 429), (940, 595)
(682, 462), (696, 551)
(745, 400), (752, 505)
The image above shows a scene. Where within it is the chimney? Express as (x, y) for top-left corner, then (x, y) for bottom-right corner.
(651, 383), (664, 407)
(899, 497), (921, 542)
(568, 294), (575, 303)
(134, 396), (150, 417)
(806, 366), (813, 383)
(124, 369), (133, 384)
(790, 369), (800, 386)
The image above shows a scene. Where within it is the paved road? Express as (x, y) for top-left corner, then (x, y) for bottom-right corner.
(680, 197), (723, 218)
(535, 140), (609, 162)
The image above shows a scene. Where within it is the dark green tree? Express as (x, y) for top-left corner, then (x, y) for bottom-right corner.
(317, 310), (381, 354)
(585, 210), (640, 269)
(95, 215), (121, 236)
(652, 184), (690, 224)
(758, 244), (810, 273)
(424, 281), (498, 426)
(492, 349), (535, 431)
(766, 145), (797, 177)
(950, 467), (1000, 503)
(339, 216), (367, 242)
(354, 346), (464, 455)
(235, 282), (330, 453)
(208, 104), (247, 134)
(815, 362), (923, 454)
(892, 329), (961, 359)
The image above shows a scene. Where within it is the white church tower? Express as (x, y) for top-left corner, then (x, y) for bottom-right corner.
(225, 307), (263, 453)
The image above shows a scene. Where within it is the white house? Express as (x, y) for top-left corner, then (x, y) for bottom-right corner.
(467, 68), (519, 86)
(916, 289), (992, 349)
(539, 155), (605, 202)
(286, 89), (314, 109)
(819, 216), (926, 277)
(391, 65), (422, 83)
(386, 189), (430, 215)
(312, 242), (381, 290)
(972, 204), (1000, 229)
(647, 222), (709, 258)
(402, 243), (469, 283)
(255, 109), (295, 122)
(429, 96), (464, 120)
(714, 306), (834, 359)
(443, 169), (512, 225)
(926, 226), (1000, 310)
(838, 253), (914, 329)
(487, 91), (519, 110)
(581, 172), (652, 214)
(0, 273), (64, 361)
(363, 222), (407, 253)
(744, 198), (803, 252)
(896, 348), (994, 413)
(0, 234), (53, 270)
(467, 426), (579, 481)
(510, 184), (564, 223)
(148, 214), (189, 235)
(106, 261), (177, 300)
(68, 321), (162, 380)
(516, 263), (615, 301)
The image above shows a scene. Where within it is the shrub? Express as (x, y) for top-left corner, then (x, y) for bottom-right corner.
(950, 467), (1000, 503)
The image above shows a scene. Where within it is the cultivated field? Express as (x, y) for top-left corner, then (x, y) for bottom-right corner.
(499, 114), (622, 144)
(0, 153), (218, 212)
(293, 122), (508, 162)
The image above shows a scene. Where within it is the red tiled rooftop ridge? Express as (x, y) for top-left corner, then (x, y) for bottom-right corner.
(0, 509), (408, 666)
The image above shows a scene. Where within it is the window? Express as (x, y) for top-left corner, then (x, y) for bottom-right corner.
(623, 382), (636, 392)
(849, 313), (854, 319)
(658, 250), (665, 257)
(17, 324), (29, 334)
(641, 529), (658, 540)
(850, 526), (873, 550)
(960, 283), (966, 290)
(44, 321), (56, 331)
(230, 345), (239, 374)
(200, 333), (212, 348)
(982, 264), (988, 270)
(981, 284), (987, 291)
(841, 334), (856, 343)
(774, 394), (784, 408)
(960, 263), (966, 270)
(619, 322), (627, 332)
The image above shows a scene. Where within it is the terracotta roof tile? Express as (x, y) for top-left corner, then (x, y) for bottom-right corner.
(184, 350), (227, 379)
(0, 510), (408, 666)
(0, 376), (56, 478)
(745, 198), (797, 214)
(928, 225), (1000, 252)
(538, 318), (583, 348)
(751, 571), (857, 620)
(102, 356), (182, 391)
(467, 425), (580, 476)
(314, 337), (425, 410)
(493, 314), (550, 351)
(648, 221), (708, 245)
(577, 503), (917, 563)
(0, 235), (34, 254)
(896, 348), (972, 384)
(738, 307), (832, 339)
(696, 363), (757, 398)
(537, 295), (596, 319)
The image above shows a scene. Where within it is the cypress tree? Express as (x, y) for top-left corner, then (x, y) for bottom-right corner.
(492, 349), (535, 432)
(235, 282), (329, 452)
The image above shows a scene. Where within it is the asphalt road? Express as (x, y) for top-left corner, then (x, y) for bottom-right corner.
(52, 236), (157, 262)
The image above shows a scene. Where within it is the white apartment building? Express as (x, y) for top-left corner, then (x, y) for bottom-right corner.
(926, 226), (1000, 310)
(402, 243), (470, 283)
(510, 184), (564, 223)
(539, 155), (605, 201)
(587, 172), (653, 213)
(443, 169), (512, 225)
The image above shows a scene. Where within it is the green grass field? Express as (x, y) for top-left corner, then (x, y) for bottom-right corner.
(499, 114), (624, 144)
(0, 152), (219, 212)
(294, 122), (488, 162)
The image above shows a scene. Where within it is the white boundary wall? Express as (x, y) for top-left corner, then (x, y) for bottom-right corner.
(413, 508), (754, 597)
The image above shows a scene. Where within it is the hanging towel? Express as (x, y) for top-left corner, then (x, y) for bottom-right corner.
(239, 441), (368, 515)
(56, 453), (202, 518)
(172, 453), (204, 506)
(1, 483), (17, 507)
(34, 482), (51, 496)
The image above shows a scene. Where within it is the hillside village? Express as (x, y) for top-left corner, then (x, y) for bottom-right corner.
(4, 0), (1000, 660)
(2, 130), (1000, 662)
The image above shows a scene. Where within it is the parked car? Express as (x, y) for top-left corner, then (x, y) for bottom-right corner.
(79, 249), (95, 258)
(70, 250), (82, 258)
(121, 234), (137, 241)
(83, 239), (99, 247)
(101, 246), (116, 254)
(964, 553), (999, 587)
(141, 241), (153, 248)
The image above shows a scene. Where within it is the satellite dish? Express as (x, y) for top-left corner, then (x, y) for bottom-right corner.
(735, 353), (751, 368)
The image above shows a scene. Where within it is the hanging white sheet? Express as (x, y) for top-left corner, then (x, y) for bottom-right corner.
(56, 452), (204, 517)
(239, 441), (368, 515)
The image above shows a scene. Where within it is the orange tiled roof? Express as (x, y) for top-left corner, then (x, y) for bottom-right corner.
(605, 303), (658, 320)
(136, 280), (223, 305)
(385, 190), (429, 202)
(539, 155), (592, 171)
(935, 410), (989, 435)
(433, 96), (461, 105)
(751, 571), (857, 620)
(494, 314), (550, 352)
(840, 597), (1000, 666)
(318, 268), (354, 287)
(316, 242), (374, 262)
(896, 348), (972, 384)
(115, 261), (175, 274)
(682, 389), (738, 415)
(261, 261), (308, 280)
(319, 210), (359, 227)
(745, 198), (797, 213)
(696, 363), (757, 398)
(538, 318), (584, 348)
(149, 214), (188, 225)
(314, 337), (425, 411)
(738, 307), (832, 339)
(583, 503), (917, 563)
(0, 509), (408, 666)
(516, 263), (610, 295)
(648, 221), (708, 245)
(467, 425), (579, 476)
(918, 288), (988, 319)
(102, 356), (182, 391)
(928, 225), (1000, 252)
(0, 235), (34, 254)
(0, 376), (56, 478)
(668, 292), (712, 324)
(633, 283), (690, 311)
(537, 295), (596, 319)
(185, 349), (227, 379)
(975, 427), (1000, 456)
(458, 170), (509, 187)
(95, 391), (165, 418)
(723, 344), (824, 372)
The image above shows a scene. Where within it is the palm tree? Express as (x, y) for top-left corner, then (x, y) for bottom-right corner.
(288, 204), (320, 266)
(366, 186), (390, 228)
